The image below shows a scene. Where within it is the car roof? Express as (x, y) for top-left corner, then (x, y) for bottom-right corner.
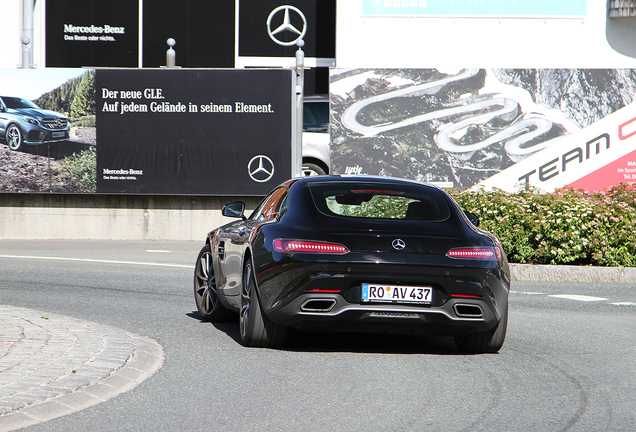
(298, 174), (442, 190)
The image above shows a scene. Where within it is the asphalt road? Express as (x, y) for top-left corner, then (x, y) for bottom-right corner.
(1, 240), (635, 431)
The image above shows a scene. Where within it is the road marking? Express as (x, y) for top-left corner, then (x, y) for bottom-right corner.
(0, 254), (191, 268)
(513, 291), (636, 305)
(548, 294), (608, 302)
(146, 250), (172, 253)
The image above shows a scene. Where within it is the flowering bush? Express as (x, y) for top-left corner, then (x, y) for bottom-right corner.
(449, 184), (636, 267)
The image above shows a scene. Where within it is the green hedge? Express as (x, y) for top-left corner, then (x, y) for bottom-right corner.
(449, 184), (636, 267)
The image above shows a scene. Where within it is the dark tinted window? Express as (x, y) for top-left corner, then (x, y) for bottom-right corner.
(303, 101), (329, 133)
(307, 181), (450, 221)
(2, 97), (39, 109)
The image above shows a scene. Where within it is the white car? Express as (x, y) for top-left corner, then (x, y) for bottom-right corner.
(302, 95), (330, 176)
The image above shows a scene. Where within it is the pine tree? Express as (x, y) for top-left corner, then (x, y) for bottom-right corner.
(70, 70), (96, 119)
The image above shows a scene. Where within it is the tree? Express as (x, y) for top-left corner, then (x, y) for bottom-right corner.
(69, 70), (96, 119)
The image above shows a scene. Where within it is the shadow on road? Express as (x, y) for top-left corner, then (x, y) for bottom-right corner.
(187, 310), (462, 355)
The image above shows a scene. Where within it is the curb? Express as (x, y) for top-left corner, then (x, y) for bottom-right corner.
(0, 306), (164, 432)
(510, 263), (636, 283)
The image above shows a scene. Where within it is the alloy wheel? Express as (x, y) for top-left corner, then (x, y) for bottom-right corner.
(195, 251), (217, 315)
(6, 125), (22, 151)
(240, 263), (253, 338)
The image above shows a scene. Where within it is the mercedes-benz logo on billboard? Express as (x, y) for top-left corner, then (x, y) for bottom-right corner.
(392, 239), (406, 250)
(248, 155), (275, 183)
(267, 5), (307, 46)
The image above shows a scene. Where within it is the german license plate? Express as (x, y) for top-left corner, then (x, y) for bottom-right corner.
(52, 131), (66, 138)
(361, 283), (432, 304)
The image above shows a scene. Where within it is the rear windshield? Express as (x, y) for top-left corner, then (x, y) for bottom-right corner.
(307, 181), (451, 221)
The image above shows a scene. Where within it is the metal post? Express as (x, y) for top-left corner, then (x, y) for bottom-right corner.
(166, 38), (176, 68)
(22, 0), (34, 68)
(293, 39), (305, 178)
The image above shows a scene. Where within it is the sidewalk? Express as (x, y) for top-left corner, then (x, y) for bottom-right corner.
(510, 263), (636, 283)
(0, 306), (164, 432)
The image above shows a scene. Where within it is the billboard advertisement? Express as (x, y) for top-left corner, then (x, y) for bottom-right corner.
(46, 0), (139, 68)
(0, 68), (293, 195)
(360, 0), (587, 17)
(237, 0), (336, 67)
(330, 68), (636, 192)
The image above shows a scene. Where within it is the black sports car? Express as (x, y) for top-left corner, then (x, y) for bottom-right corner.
(194, 176), (510, 353)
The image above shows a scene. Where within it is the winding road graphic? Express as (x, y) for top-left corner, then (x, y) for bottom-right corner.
(340, 69), (559, 161)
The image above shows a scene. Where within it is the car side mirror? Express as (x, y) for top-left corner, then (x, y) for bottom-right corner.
(464, 211), (480, 227)
(222, 201), (246, 219)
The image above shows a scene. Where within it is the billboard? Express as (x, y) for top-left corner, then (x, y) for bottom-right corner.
(237, 0), (336, 68)
(360, 0), (587, 17)
(330, 68), (636, 192)
(141, 1), (235, 68)
(45, 0), (237, 69)
(0, 68), (293, 195)
(46, 0), (139, 68)
(96, 69), (293, 195)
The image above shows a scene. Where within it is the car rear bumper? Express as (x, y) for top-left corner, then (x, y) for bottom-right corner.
(267, 291), (504, 337)
(256, 254), (509, 336)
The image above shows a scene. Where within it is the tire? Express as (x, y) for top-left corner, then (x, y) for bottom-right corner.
(302, 162), (326, 177)
(455, 305), (508, 354)
(6, 124), (23, 151)
(193, 244), (231, 322)
(239, 259), (287, 348)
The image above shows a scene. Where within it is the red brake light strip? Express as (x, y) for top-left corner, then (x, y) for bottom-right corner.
(351, 189), (404, 195)
(274, 239), (349, 254)
(446, 247), (496, 259)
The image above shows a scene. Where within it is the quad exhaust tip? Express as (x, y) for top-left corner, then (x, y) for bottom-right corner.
(300, 299), (337, 312)
(454, 303), (484, 318)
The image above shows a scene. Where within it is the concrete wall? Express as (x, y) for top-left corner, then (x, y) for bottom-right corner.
(0, 194), (263, 241)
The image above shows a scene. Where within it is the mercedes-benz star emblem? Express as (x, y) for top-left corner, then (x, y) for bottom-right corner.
(248, 155), (275, 183)
(267, 5), (307, 46)
(392, 239), (406, 250)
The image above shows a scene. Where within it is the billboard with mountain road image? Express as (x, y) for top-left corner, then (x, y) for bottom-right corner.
(329, 68), (636, 192)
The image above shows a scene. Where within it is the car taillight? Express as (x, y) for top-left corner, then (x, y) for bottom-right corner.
(495, 242), (503, 261)
(494, 240), (504, 260)
(450, 293), (482, 298)
(351, 189), (404, 195)
(446, 247), (497, 260)
(273, 239), (349, 254)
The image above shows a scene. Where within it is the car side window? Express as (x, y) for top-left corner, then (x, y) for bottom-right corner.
(249, 187), (288, 222)
(276, 194), (288, 216)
